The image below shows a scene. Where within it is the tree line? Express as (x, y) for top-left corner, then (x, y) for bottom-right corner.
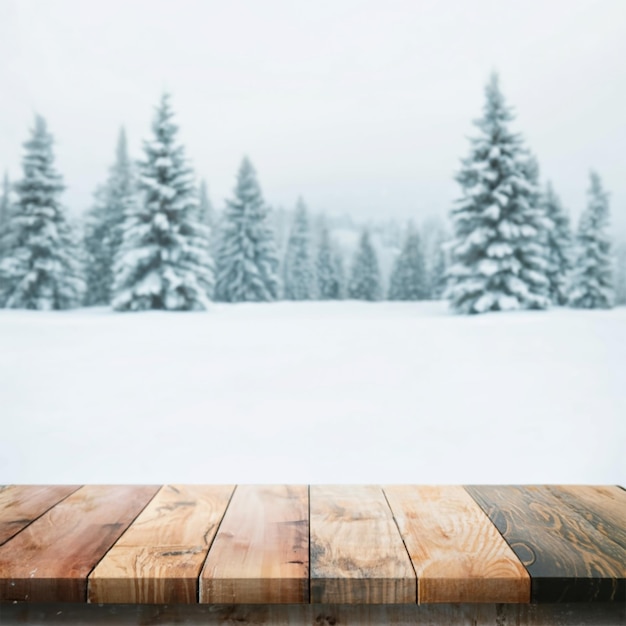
(0, 78), (624, 313)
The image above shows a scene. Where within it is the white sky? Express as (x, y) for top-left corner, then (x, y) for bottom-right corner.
(0, 0), (625, 232)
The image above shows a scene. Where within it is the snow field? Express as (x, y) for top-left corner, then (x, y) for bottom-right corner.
(1, 301), (624, 485)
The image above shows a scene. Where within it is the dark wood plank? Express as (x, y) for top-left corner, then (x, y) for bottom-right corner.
(89, 485), (234, 603)
(384, 485), (530, 603)
(200, 485), (309, 604)
(309, 485), (415, 604)
(0, 485), (159, 602)
(0, 485), (80, 546)
(465, 485), (626, 603)
(2, 601), (625, 625)
(545, 486), (626, 550)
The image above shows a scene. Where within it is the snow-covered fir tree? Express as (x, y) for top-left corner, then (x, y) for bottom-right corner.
(283, 197), (316, 300)
(421, 216), (447, 299)
(316, 222), (343, 299)
(388, 224), (428, 300)
(542, 182), (573, 305)
(445, 73), (550, 314)
(112, 94), (213, 311)
(214, 157), (279, 302)
(568, 172), (614, 309)
(333, 245), (346, 299)
(198, 179), (215, 229)
(614, 240), (626, 305)
(84, 128), (135, 305)
(0, 172), (10, 240)
(348, 229), (382, 301)
(0, 116), (83, 309)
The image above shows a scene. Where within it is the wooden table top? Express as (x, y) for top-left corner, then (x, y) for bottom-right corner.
(0, 484), (624, 605)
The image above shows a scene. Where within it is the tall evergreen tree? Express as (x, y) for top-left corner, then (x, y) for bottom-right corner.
(568, 172), (614, 309)
(421, 217), (447, 299)
(388, 224), (428, 300)
(332, 244), (346, 299)
(283, 197), (316, 300)
(542, 182), (573, 305)
(316, 223), (343, 299)
(0, 171), (9, 240)
(445, 73), (550, 314)
(198, 178), (214, 229)
(84, 127), (135, 305)
(348, 229), (382, 301)
(112, 94), (213, 311)
(0, 116), (83, 309)
(214, 157), (279, 302)
(614, 240), (626, 306)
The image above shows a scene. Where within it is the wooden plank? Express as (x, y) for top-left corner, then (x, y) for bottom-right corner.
(383, 485), (530, 603)
(0, 485), (159, 603)
(89, 484), (234, 604)
(200, 484), (308, 604)
(309, 484), (415, 604)
(0, 485), (80, 546)
(544, 486), (626, 551)
(465, 485), (626, 603)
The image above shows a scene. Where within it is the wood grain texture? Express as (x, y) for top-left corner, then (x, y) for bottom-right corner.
(545, 486), (626, 551)
(89, 484), (234, 604)
(309, 484), (415, 604)
(384, 485), (530, 603)
(0, 485), (80, 546)
(465, 485), (626, 603)
(200, 485), (309, 604)
(0, 485), (159, 602)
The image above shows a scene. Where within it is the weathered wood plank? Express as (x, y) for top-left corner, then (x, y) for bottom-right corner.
(545, 486), (626, 550)
(465, 485), (626, 603)
(89, 484), (234, 604)
(384, 485), (530, 603)
(200, 485), (308, 604)
(309, 484), (415, 604)
(0, 485), (80, 546)
(0, 485), (159, 603)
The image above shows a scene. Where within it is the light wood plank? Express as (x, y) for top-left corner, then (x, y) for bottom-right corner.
(546, 486), (626, 550)
(200, 484), (308, 604)
(384, 485), (530, 603)
(466, 485), (626, 603)
(89, 484), (234, 604)
(0, 485), (159, 602)
(310, 484), (415, 604)
(0, 485), (80, 546)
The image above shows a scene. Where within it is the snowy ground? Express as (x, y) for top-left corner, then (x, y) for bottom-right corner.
(1, 301), (624, 485)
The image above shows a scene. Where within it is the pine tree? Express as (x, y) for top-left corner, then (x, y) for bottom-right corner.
(348, 229), (382, 301)
(388, 224), (428, 300)
(214, 157), (279, 302)
(84, 128), (135, 305)
(421, 217), (447, 299)
(316, 223), (343, 299)
(0, 172), (9, 240)
(445, 73), (550, 314)
(198, 179), (214, 229)
(333, 245), (346, 299)
(568, 172), (614, 309)
(614, 240), (626, 306)
(283, 197), (316, 300)
(542, 182), (573, 305)
(0, 116), (83, 309)
(112, 94), (213, 311)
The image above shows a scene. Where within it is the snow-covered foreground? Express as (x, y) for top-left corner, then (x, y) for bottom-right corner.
(1, 301), (624, 485)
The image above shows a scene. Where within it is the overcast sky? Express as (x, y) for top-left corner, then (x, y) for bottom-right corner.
(0, 0), (625, 232)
